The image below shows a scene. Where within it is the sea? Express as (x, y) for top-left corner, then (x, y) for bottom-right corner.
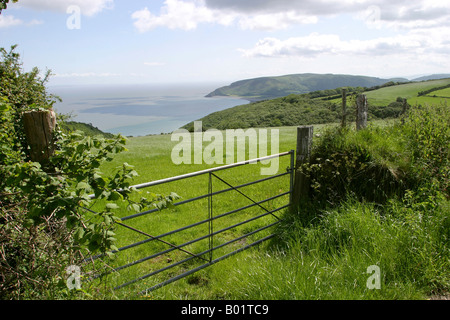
(49, 83), (249, 137)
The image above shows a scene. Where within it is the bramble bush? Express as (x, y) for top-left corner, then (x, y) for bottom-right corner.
(0, 46), (178, 299)
(401, 103), (449, 196)
(299, 101), (449, 208)
(287, 103), (449, 297)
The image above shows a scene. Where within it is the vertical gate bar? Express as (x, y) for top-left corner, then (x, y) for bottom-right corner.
(208, 172), (213, 262)
(90, 152), (295, 293)
(289, 150), (295, 206)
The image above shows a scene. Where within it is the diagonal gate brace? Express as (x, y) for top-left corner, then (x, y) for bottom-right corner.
(210, 172), (282, 221)
(116, 221), (210, 263)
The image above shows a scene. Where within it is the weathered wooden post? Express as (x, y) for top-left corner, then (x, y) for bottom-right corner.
(293, 125), (313, 210)
(356, 94), (368, 131)
(22, 108), (57, 165)
(401, 98), (408, 124)
(341, 88), (347, 128)
(401, 98), (408, 115)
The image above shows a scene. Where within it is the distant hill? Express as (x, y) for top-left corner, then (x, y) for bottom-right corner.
(412, 74), (450, 81)
(206, 73), (408, 101)
(61, 121), (114, 138)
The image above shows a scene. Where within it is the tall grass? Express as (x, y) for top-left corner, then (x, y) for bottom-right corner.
(89, 109), (449, 300)
(192, 194), (448, 300)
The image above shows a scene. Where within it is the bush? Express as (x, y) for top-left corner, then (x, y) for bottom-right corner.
(0, 46), (178, 299)
(401, 103), (450, 196)
(300, 125), (407, 207)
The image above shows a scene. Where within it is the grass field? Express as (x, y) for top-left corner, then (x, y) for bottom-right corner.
(83, 116), (449, 301)
(429, 87), (450, 98)
(367, 80), (450, 106)
(323, 78), (450, 107)
(91, 125), (308, 298)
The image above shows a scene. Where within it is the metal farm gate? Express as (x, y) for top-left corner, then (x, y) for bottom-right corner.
(86, 150), (295, 295)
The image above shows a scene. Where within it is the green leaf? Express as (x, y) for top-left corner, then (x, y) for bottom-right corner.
(76, 181), (91, 192)
(106, 230), (116, 237)
(74, 227), (85, 241)
(106, 203), (119, 210)
(108, 191), (123, 201)
(128, 203), (141, 212)
(103, 215), (112, 226)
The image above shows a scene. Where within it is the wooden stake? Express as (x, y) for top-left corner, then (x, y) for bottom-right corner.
(22, 109), (57, 165)
(293, 126), (313, 209)
(341, 88), (347, 128)
(356, 94), (368, 131)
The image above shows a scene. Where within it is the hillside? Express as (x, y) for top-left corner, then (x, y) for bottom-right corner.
(206, 73), (407, 101)
(183, 95), (339, 131)
(362, 78), (450, 106)
(184, 78), (450, 131)
(412, 74), (450, 81)
(60, 121), (115, 138)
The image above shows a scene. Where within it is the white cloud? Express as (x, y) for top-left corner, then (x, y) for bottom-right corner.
(204, 0), (370, 16)
(0, 14), (44, 28)
(16, 0), (113, 16)
(240, 34), (343, 58)
(144, 62), (166, 67)
(133, 0), (450, 32)
(356, 1), (450, 30)
(240, 32), (434, 58)
(131, 0), (318, 32)
(132, 1), (216, 32)
(27, 19), (44, 26)
(54, 72), (120, 78)
(238, 11), (318, 31)
(205, 0), (450, 25)
(0, 14), (23, 28)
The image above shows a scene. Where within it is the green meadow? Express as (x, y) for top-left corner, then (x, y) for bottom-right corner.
(319, 78), (450, 107)
(91, 125), (305, 297)
(364, 78), (450, 106)
(86, 112), (449, 300)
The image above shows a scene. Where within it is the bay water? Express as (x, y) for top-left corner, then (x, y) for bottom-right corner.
(50, 83), (248, 137)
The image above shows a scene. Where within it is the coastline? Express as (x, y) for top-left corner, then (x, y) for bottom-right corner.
(52, 84), (250, 137)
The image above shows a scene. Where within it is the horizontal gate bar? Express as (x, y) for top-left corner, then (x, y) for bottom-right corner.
(139, 232), (279, 294)
(88, 151), (293, 199)
(102, 204), (289, 279)
(85, 150), (294, 293)
(121, 171), (290, 221)
(96, 192), (289, 261)
(116, 220), (281, 291)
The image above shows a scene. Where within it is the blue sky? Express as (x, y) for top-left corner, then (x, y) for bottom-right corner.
(1, 0), (450, 86)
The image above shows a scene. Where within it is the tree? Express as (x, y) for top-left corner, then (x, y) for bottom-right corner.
(0, 0), (18, 14)
(0, 45), (60, 161)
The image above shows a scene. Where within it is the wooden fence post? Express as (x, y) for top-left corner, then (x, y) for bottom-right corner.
(401, 98), (408, 115)
(293, 125), (313, 210)
(22, 108), (57, 165)
(356, 94), (368, 131)
(341, 88), (347, 128)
